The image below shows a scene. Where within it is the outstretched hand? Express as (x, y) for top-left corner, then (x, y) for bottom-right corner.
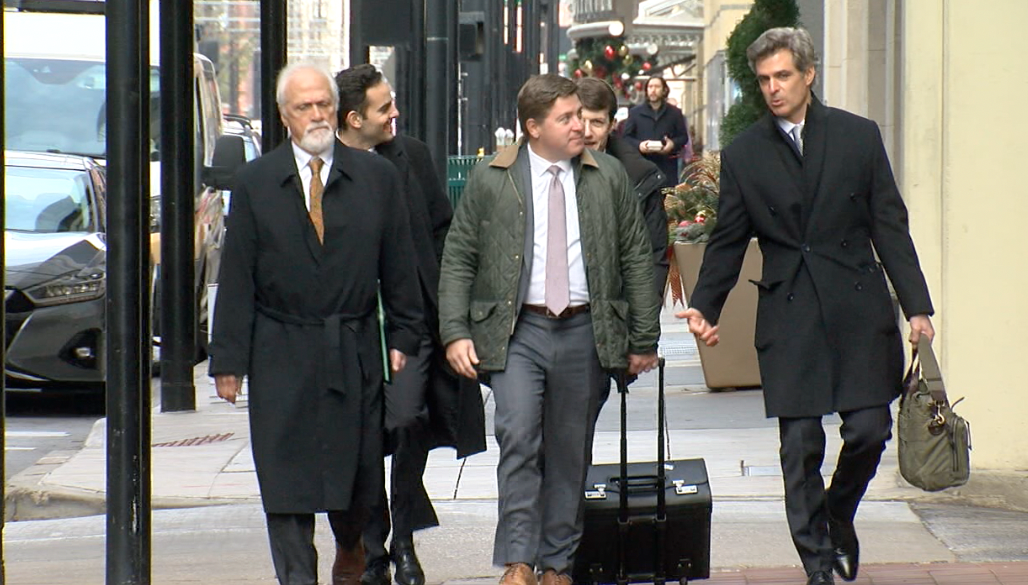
(676, 308), (720, 347)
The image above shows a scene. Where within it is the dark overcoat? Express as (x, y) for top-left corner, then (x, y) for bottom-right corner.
(375, 135), (486, 459)
(689, 98), (934, 418)
(622, 101), (689, 189)
(208, 140), (424, 513)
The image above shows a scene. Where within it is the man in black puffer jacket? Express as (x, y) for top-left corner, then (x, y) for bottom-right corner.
(577, 78), (669, 301)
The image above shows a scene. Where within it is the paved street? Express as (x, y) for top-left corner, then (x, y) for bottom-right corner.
(2, 312), (1027, 583)
(4, 389), (104, 480)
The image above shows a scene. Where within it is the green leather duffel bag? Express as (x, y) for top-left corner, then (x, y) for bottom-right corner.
(897, 337), (971, 492)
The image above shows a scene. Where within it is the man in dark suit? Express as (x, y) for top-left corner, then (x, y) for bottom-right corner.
(333, 63), (487, 585)
(577, 77), (668, 301)
(679, 28), (935, 585)
(622, 75), (690, 191)
(209, 63), (423, 585)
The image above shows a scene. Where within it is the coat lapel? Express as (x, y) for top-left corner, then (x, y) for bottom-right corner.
(800, 97), (829, 231)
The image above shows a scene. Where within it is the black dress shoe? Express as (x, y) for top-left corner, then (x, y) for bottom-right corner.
(807, 570), (834, 585)
(829, 518), (859, 582)
(361, 557), (392, 585)
(391, 540), (425, 585)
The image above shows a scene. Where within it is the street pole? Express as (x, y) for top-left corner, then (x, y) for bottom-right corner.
(260, 0), (287, 152)
(523, 0), (539, 77)
(409, 0), (427, 142)
(0, 6), (6, 584)
(107, 0), (152, 581)
(160, 0), (197, 413)
(446, 0), (459, 157)
(426, 0), (450, 182)
(545, 0), (560, 74)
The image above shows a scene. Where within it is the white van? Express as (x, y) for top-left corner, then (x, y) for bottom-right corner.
(3, 0), (240, 349)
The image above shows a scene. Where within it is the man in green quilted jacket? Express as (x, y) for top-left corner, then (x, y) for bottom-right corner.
(438, 74), (660, 585)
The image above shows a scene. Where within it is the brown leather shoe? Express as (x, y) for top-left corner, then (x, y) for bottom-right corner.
(499, 563), (538, 585)
(332, 540), (366, 585)
(539, 569), (572, 585)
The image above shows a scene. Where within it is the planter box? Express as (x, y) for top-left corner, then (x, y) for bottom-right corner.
(674, 239), (762, 390)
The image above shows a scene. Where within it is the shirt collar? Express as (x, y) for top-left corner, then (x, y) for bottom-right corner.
(526, 142), (572, 179)
(290, 140), (334, 172)
(776, 116), (805, 136)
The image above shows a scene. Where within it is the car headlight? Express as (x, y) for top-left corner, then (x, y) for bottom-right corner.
(25, 273), (106, 306)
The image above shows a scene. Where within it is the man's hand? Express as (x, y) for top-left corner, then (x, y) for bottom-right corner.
(445, 338), (480, 379)
(676, 308), (720, 346)
(909, 314), (935, 345)
(628, 352), (659, 375)
(389, 349), (407, 374)
(214, 374), (243, 404)
(660, 136), (675, 155)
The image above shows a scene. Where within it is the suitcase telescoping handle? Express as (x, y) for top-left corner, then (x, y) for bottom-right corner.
(614, 357), (668, 585)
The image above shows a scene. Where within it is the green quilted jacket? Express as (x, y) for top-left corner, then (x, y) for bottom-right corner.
(438, 143), (660, 371)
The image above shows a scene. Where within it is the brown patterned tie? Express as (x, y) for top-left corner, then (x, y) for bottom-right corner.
(308, 157), (324, 243)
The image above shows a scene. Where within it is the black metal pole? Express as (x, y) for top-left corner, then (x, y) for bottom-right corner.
(160, 0), (197, 413)
(523, 0), (539, 77)
(425, 0), (450, 182)
(260, 0), (287, 152)
(409, 0), (427, 142)
(484, 0), (501, 152)
(446, 0), (459, 157)
(1, 6), (7, 584)
(135, 2), (152, 578)
(545, 0), (560, 74)
(106, 0), (152, 582)
(349, 0), (367, 66)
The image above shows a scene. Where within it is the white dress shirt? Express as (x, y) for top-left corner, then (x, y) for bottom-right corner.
(291, 141), (334, 211)
(525, 144), (590, 306)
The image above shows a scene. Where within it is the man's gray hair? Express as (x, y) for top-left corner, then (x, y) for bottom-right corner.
(275, 63), (340, 108)
(746, 27), (818, 74)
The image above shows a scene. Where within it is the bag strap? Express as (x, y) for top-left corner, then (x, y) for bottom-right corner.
(916, 337), (948, 403)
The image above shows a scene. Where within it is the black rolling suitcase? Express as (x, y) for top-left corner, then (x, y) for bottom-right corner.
(573, 358), (712, 585)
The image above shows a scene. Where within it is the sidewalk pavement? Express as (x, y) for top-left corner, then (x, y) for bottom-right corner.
(5, 310), (1028, 584)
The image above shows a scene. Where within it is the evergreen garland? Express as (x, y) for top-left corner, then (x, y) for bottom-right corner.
(720, 0), (801, 146)
(568, 36), (659, 98)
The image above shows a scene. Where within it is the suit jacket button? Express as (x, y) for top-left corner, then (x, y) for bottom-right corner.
(787, 293), (795, 302)
(768, 205), (777, 215)
(802, 244), (811, 253)
(855, 282), (863, 291)
(840, 240), (848, 248)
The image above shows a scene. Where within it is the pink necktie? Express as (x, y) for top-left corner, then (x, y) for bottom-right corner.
(545, 165), (570, 316)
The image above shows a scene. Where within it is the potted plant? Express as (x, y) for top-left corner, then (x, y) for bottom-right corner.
(665, 153), (763, 390)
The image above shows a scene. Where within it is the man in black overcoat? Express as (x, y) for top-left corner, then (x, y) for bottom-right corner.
(209, 63), (424, 585)
(679, 28), (936, 585)
(621, 75), (690, 191)
(333, 64), (486, 585)
(577, 77), (668, 301)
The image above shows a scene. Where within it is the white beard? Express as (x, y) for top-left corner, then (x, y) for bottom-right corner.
(299, 124), (335, 153)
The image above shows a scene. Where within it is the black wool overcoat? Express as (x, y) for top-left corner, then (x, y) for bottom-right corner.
(689, 98), (934, 418)
(375, 135), (486, 459)
(208, 141), (424, 513)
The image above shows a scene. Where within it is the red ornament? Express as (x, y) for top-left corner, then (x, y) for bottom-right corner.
(642, 61), (652, 71)
(573, 68), (584, 78)
(613, 78), (623, 89)
(604, 45), (616, 60)
(593, 66), (607, 79)
(634, 81), (644, 90)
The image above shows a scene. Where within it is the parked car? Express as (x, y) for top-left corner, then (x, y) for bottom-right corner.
(5, 151), (108, 387)
(220, 114), (263, 214)
(3, 0), (240, 352)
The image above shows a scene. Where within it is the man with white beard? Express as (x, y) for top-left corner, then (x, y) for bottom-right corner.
(209, 63), (425, 585)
